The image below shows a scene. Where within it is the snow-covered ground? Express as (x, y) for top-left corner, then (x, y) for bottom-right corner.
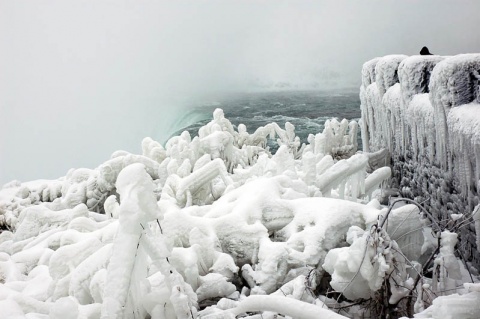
(2, 54), (480, 318)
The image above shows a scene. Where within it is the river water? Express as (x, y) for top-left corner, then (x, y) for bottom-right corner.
(170, 88), (362, 150)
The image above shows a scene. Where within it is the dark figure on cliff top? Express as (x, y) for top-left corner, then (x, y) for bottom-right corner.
(420, 46), (433, 55)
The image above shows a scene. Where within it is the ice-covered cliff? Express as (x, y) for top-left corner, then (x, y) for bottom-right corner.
(360, 53), (480, 268)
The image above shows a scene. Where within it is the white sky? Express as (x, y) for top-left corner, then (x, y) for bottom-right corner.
(1, 0), (479, 184)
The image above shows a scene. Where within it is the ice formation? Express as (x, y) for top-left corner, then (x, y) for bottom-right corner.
(1, 52), (480, 318)
(361, 54), (480, 247)
(360, 53), (480, 318)
(0, 107), (402, 318)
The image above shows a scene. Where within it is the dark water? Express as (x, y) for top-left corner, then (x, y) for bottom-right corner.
(171, 88), (362, 150)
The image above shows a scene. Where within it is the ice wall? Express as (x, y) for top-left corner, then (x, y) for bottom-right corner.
(360, 53), (480, 267)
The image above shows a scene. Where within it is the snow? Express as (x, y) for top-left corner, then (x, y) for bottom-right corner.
(414, 286), (480, 319)
(323, 211), (422, 303)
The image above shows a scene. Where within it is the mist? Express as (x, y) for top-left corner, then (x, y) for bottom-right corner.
(1, 0), (479, 184)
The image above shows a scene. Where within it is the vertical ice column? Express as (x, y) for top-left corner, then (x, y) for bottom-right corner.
(398, 56), (443, 161)
(446, 104), (480, 209)
(398, 55), (444, 107)
(364, 83), (381, 151)
(360, 55), (407, 153)
(373, 55), (408, 152)
(360, 57), (381, 152)
(381, 83), (401, 154)
(375, 55), (408, 97)
(429, 54), (480, 170)
(101, 163), (160, 319)
(406, 94), (435, 162)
